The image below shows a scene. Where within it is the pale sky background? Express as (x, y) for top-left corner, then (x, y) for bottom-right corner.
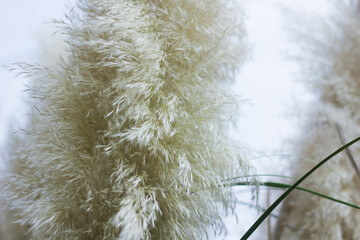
(0, 0), (333, 239)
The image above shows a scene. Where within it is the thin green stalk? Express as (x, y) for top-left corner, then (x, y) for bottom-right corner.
(231, 181), (360, 210)
(240, 135), (360, 240)
(228, 174), (355, 204)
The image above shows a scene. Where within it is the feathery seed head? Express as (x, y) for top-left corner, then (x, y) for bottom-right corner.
(1, 0), (249, 239)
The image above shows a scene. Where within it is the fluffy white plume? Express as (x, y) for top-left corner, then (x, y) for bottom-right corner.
(1, 0), (249, 239)
(275, 1), (360, 239)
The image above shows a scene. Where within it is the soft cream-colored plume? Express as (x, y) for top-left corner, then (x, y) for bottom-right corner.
(0, 24), (67, 240)
(275, 1), (360, 239)
(1, 0), (249, 239)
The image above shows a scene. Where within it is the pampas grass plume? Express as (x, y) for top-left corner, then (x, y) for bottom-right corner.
(1, 0), (249, 239)
(275, 1), (360, 239)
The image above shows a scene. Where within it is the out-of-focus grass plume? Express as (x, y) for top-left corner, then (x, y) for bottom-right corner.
(275, 1), (360, 239)
(0, 0), (250, 239)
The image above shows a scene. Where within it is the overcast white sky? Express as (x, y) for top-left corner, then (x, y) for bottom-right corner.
(0, 0), (333, 239)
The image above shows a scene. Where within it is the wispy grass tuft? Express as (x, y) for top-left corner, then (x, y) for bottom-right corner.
(0, 0), (251, 239)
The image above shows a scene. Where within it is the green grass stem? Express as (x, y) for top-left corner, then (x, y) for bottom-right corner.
(231, 181), (360, 210)
(239, 135), (360, 240)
